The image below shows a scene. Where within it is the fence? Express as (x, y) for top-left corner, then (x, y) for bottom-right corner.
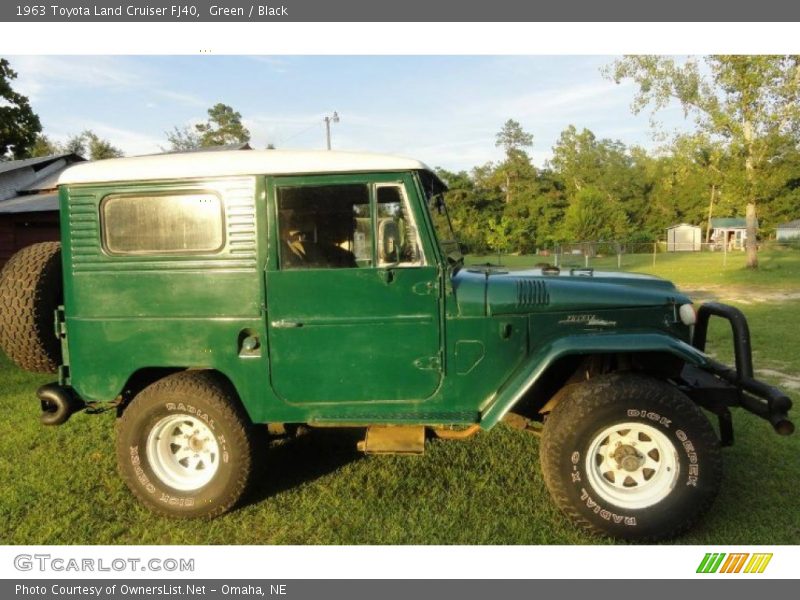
(528, 239), (800, 271)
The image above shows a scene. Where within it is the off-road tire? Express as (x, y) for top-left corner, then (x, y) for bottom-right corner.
(0, 242), (63, 373)
(116, 371), (258, 518)
(540, 373), (722, 541)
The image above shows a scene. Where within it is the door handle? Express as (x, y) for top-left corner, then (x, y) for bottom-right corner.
(271, 319), (303, 329)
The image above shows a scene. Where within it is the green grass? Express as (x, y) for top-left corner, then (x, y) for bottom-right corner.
(469, 247), (800, 290)
(1, 258), (799, 545)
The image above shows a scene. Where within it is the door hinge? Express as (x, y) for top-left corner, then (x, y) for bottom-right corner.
(54, 306), (66, 339)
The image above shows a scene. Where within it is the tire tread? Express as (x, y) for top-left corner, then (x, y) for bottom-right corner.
(0, 242), (63, 373)
(116, 370), (257, 519)
(540, 373), (722, 541)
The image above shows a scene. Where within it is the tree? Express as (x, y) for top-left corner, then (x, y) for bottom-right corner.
(62, 133), (87, 157)
(38, 130), (122, 160)
(522, 169), (569, 249)
(194, 103), (251, 147)
(30, 130), (121, 160)
(690, 137), (725, 243)
(82, 130), (123, 160)
(494, 119), (534, 204)
(435, 166), (502, 253)
(560, 186), (628, 243)
(549, 125), (643, 240)
(29, 134), (61, 158)
(550, 126), (643, 201)
(550, 126), (599, 193)
(496, 119), (534, 155)
(606, 55), (800, 268)
(0, 58), (42, 159)
(486, 215), (523, 262)
(164, 125), (201, 152)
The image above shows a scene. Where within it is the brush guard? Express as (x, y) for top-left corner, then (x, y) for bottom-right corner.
(679, 302), (794, 446)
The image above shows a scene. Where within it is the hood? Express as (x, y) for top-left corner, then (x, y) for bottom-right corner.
(452, 266), (690, 317)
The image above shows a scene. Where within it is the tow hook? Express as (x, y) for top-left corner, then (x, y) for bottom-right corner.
(38, 383), (85, 426)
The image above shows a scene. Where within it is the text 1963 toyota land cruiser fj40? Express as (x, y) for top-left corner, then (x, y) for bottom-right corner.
(0, 150), (793, 540)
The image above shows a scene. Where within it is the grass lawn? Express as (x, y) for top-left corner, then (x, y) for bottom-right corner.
(1, 258), (798, 544)
(469, 247), (800, 291)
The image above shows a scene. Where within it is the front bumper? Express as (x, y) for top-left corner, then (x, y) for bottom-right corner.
(678, 302), (794, 445)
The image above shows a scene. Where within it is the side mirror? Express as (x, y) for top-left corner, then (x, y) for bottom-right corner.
(378, 218), (400, 264)
(435, 196), (445, 215)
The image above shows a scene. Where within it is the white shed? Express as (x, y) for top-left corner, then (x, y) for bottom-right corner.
(666, 223), (702, 252)
(776, 220), (800, 241)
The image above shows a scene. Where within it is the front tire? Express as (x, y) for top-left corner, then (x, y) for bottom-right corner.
(116, 371), (257, 518)
(540, 373), (722, 541)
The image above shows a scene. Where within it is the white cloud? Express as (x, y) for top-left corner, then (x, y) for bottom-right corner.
(2, 56), (697, 171)
(244, 56), (291, 74)
(7, 55), (206, 109)
(7, 56), (143, 100)
(156, 89), (207, 108)
(461, 79), (634, 125)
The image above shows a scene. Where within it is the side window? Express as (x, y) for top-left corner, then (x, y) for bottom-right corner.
(277, 184), (370, 270)
(102, 192), (224, 255)
(376, 184), (424, 267)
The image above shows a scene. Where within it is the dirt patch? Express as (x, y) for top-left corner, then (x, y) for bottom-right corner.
(754, 368), (800, 391)
(683, 286), (800, 304)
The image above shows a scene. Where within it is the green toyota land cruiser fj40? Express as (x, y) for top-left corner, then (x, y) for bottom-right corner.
(0, 150), (793, 540)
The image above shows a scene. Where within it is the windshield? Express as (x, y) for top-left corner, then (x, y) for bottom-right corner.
(418, 170), (463, 267)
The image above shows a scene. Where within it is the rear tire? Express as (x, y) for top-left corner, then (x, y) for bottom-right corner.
(0, 242), (63, 373)
(116, 371), (258, 518)
(540, 373), (722, 541)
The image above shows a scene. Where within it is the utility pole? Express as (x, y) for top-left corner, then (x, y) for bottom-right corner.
(323, 111), (340, 150)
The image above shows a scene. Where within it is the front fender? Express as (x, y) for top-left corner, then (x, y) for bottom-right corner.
(479, 332), (708, 429)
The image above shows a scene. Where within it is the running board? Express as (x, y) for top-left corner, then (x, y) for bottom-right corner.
(357, 426), (425, 455)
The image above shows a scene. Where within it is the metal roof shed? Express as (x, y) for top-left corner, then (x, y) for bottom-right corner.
(666, 223), (702, 251)
(776, 219), (800, 241)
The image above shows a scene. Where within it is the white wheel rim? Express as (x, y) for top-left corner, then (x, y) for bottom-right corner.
(145, 414), (220, 491)
(585, 422), (680, 510)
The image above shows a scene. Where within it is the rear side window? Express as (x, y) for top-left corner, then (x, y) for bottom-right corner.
(102, 192), (225, 255)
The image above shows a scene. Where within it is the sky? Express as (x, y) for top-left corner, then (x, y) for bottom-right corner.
(6, 55), (692, 171)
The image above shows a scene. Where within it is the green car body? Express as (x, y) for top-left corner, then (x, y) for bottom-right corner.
(3, 148), (782, 534)
(56, 156), (704, 430)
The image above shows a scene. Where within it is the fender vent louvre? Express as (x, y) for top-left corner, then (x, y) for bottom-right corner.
(516, 279), (550, 307)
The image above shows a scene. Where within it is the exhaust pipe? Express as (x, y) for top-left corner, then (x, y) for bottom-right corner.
(38, 383), (84, 426)
(769, 414), (795, 436)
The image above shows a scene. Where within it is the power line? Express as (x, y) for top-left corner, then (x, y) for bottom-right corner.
(275, 121), (321, 146)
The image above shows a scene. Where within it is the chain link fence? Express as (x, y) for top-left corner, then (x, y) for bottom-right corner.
(537, 239), (800, 271)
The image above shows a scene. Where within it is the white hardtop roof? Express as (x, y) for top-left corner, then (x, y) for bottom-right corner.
(57, 149), (432, 186)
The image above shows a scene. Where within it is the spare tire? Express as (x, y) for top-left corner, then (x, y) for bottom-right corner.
(0, 242), (63, 373)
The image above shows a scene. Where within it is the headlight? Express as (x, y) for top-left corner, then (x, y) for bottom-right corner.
(679, 303), (697, 326)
